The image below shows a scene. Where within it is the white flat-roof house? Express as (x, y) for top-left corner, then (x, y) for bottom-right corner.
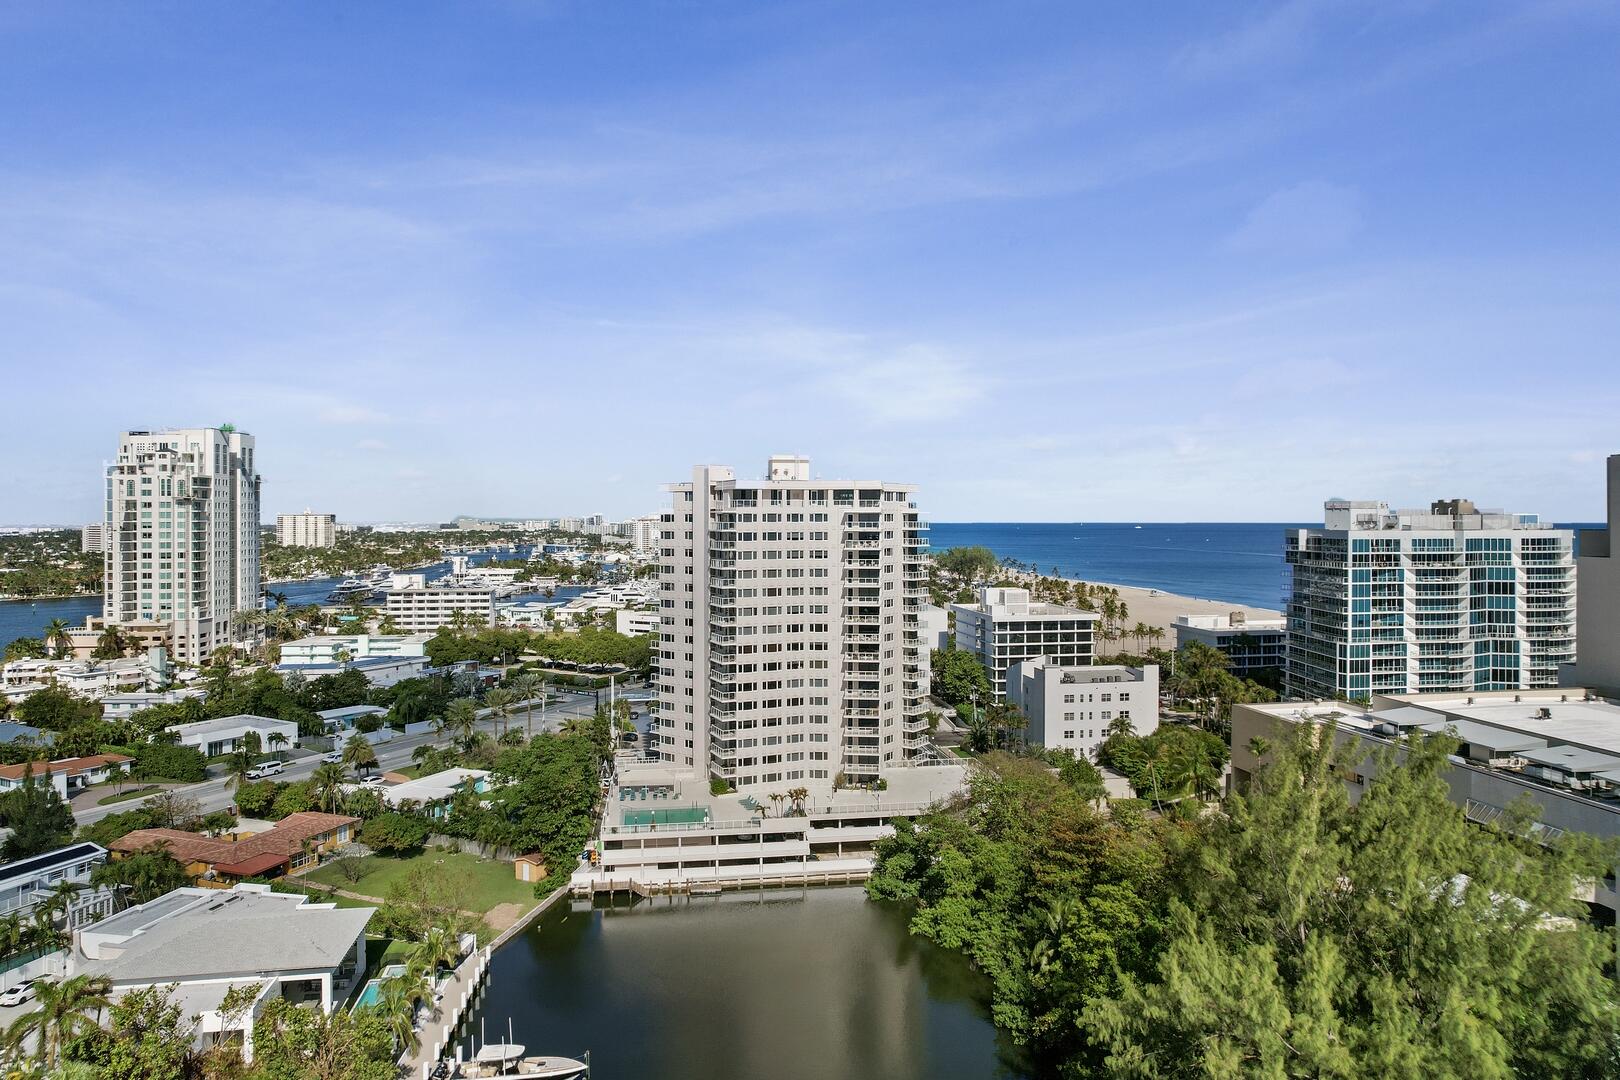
(73, 883), (374, 1061)
(952, 587), (1099, 701)
(1007, 659), (1160, 759)
(0, 842), (117, 930)
(278, 633), (433, 665)
(165, 714), (299, 757)
(101, 687), (206, 722)
(378, 767), (490, 817)
(614, 609), (658, 636)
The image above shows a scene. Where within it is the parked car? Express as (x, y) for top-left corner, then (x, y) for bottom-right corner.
(0, 980), (37, 1007)
(245, 760), (286, 780)
(321, 751), (344, 764)
(359, 775), (387, 787)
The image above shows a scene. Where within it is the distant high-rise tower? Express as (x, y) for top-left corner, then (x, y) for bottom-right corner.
(104, 428), (262, 664)
(650, 456), (932, 792)
(276, 510), (337, 548)
(1284, 498), (1575, 700)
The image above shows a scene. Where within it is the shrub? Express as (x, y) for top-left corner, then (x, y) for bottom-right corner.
(132, 741), (207, 783)
(361, 812), (430, 855)
(232, 780), (278, 818)
(710, 778), (731, 796)
(269, 780), (315, 820)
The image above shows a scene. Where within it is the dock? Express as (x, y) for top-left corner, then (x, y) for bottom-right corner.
(404, 943), (492, 1079)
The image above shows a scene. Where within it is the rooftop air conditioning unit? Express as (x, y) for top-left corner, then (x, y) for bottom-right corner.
(1534, 707), (1552, 720)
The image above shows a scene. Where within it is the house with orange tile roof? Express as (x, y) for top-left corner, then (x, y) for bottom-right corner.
(110, 811), (359, 885)
(0, 753), (133, 798)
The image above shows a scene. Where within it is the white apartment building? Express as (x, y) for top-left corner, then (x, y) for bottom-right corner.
(649, 456), (932, 791)
(103, 427), (262, 664)
(952, 586), (1099, 701)
(276, 633), (433, 665)
(1562, 454), (1619, 697)
(1007, 659), (1159, 759)
(383, 574), (495, 632)
(274, 510), (337, 548)
(1285, 499), (1576, 701)
(1, 656), (155, 704)
(616, 609), (659, 636)
(1174, 611), (1288, 679)
(628, 514), (662, 552)
(81, 523), (104, 554)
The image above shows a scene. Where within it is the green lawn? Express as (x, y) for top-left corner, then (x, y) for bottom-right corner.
(302, 850), (535, 913)
(98, 784), (163, 805)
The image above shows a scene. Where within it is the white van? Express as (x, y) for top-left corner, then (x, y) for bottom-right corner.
(245, 760), (285, 780)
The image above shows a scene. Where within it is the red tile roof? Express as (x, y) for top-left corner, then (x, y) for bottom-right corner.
(213, 852), (291, 878)
(112, 812), (359, 868)
(0, 754), (133, 782)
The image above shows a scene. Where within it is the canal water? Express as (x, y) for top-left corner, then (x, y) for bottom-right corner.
(457, 887), (1031, 1080)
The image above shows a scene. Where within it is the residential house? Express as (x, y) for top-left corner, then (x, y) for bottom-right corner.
(165, 714), (298, 757)
(0, 842), (117, 928)
(0, 754), (133, 798)
(110, 812), (359, 884)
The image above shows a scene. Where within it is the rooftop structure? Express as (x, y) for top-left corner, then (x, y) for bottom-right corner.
(649, 457), (933, 792)
(951, 586), (1099, 701)
(1285, 497), (1575, 700)
(102, 427), (261, 664)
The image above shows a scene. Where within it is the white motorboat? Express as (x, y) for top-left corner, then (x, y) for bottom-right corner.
(449, 1043), (588, 1078)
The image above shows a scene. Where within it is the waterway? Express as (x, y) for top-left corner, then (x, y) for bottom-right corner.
(0, 545), (578, 647)
(457, 887), (1031, 1080)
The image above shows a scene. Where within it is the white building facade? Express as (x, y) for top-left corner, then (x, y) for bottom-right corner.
(274, 510), (337, 548)
(103, 428), (262, 664)
(1007, 660), (1159, 758)
(952, 586), (1099, 701)
(383, 575), (496, 632)
(1174, 612), (1288, 679)
(80, 523), (104, 554)
(166, 714), (298, 757)
(1285, 499), (1576, 700)
(649, 456), (932, 791)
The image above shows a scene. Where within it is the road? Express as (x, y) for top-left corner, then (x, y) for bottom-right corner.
(72, 689), (622, 827)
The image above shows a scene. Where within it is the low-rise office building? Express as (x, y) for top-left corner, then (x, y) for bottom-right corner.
(1230, 688), (1620, 919)
(952, 586), (1098, 701)
(1007, 659), (1159, 758)
(164, 714), (299, 757)
(383, 576), (495, 632)
(1173, 612), (1287, 679)
(72, 883), (374, 1060)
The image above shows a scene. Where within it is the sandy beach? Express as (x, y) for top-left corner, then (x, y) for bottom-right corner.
(1003, 571), (1282, 646)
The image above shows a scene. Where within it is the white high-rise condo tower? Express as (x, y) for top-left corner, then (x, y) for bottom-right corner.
(649, 456), (932, 792)
(275, 510), (337, 548)
(1284, 498), (1575, 701)
(104, 427), (262, 664)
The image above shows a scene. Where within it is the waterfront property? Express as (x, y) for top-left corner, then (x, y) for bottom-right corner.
(384, 574), (497, 632)
(165, 713), (298, 757)
(275, 509), (337, 548)
(1284, 498), (1576, 700)
(0, 842), (117, 928)
(100, 427), (263, 665)
(72, 883), (374, 1060)
(1563, 453), (1620, 697)
(649, 456), (934, 792)
(1006, 658), (1159, 757)
(0, 753), (132, 797)
(377, 767), (490, 816)
(278, 632), (434, 664)
(111, 811), (359, 884)
(952, 586), (1098, 701)
(1230, 688), (1620, 921)
(1173, 611), (1287, 679)
(574, 756), (968, 893)
(0, 655), (156, 705)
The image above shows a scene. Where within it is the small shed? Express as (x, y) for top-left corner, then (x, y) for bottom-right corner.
(514, 853), (547, 883)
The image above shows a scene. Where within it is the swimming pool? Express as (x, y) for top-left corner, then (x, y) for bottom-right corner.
(352, 963), (411, 1010)
(622, 807), (710, 827)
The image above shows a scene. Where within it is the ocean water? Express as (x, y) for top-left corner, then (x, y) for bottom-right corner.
(928, 522), (1301, 610)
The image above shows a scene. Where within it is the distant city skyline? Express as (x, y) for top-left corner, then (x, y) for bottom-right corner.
(2, 3), (1617, 523)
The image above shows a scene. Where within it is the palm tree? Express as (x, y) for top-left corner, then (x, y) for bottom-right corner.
(312, 762), (348, 813)
(482, 688), (516, 741)
(442, 699), (480, 751)
(376, 976), (422, 1053)
(224, 749), (256, 793)
(267, 731), (289, 757)
(1105, 713), (1136, 740)
(93, 624), (128, 660)
(42, 618), (72, 659)
(510, 673), (544, 738)
(786, 785), (810, 815)
(558, 716), (592, 739)
(3, 974), (112, 1069)
(343, 734), (378, 777)
(410, 925), (462, 979)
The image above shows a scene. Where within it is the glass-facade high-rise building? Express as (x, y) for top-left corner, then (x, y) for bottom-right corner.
(1284, 498), (1575, 700)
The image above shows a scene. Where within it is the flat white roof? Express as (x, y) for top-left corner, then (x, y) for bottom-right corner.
(165, 714), (297, 738)
(381, 768), (489, 806)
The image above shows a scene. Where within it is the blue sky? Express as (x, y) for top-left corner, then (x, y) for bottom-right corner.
(2, 1), (1618, 524)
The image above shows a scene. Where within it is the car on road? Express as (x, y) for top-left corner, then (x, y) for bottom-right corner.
(321, 751), (344, 764)
(0, 980), (37, 1008)
(358, 775), (387, 787)
(245, 760), (286, 780)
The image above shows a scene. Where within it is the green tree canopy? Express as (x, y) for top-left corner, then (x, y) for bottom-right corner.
(0, 767), (75, 859)
(931, 646), (991, 708)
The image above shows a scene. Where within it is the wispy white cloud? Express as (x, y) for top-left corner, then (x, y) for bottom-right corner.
(1228, 181), (1364, 253)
